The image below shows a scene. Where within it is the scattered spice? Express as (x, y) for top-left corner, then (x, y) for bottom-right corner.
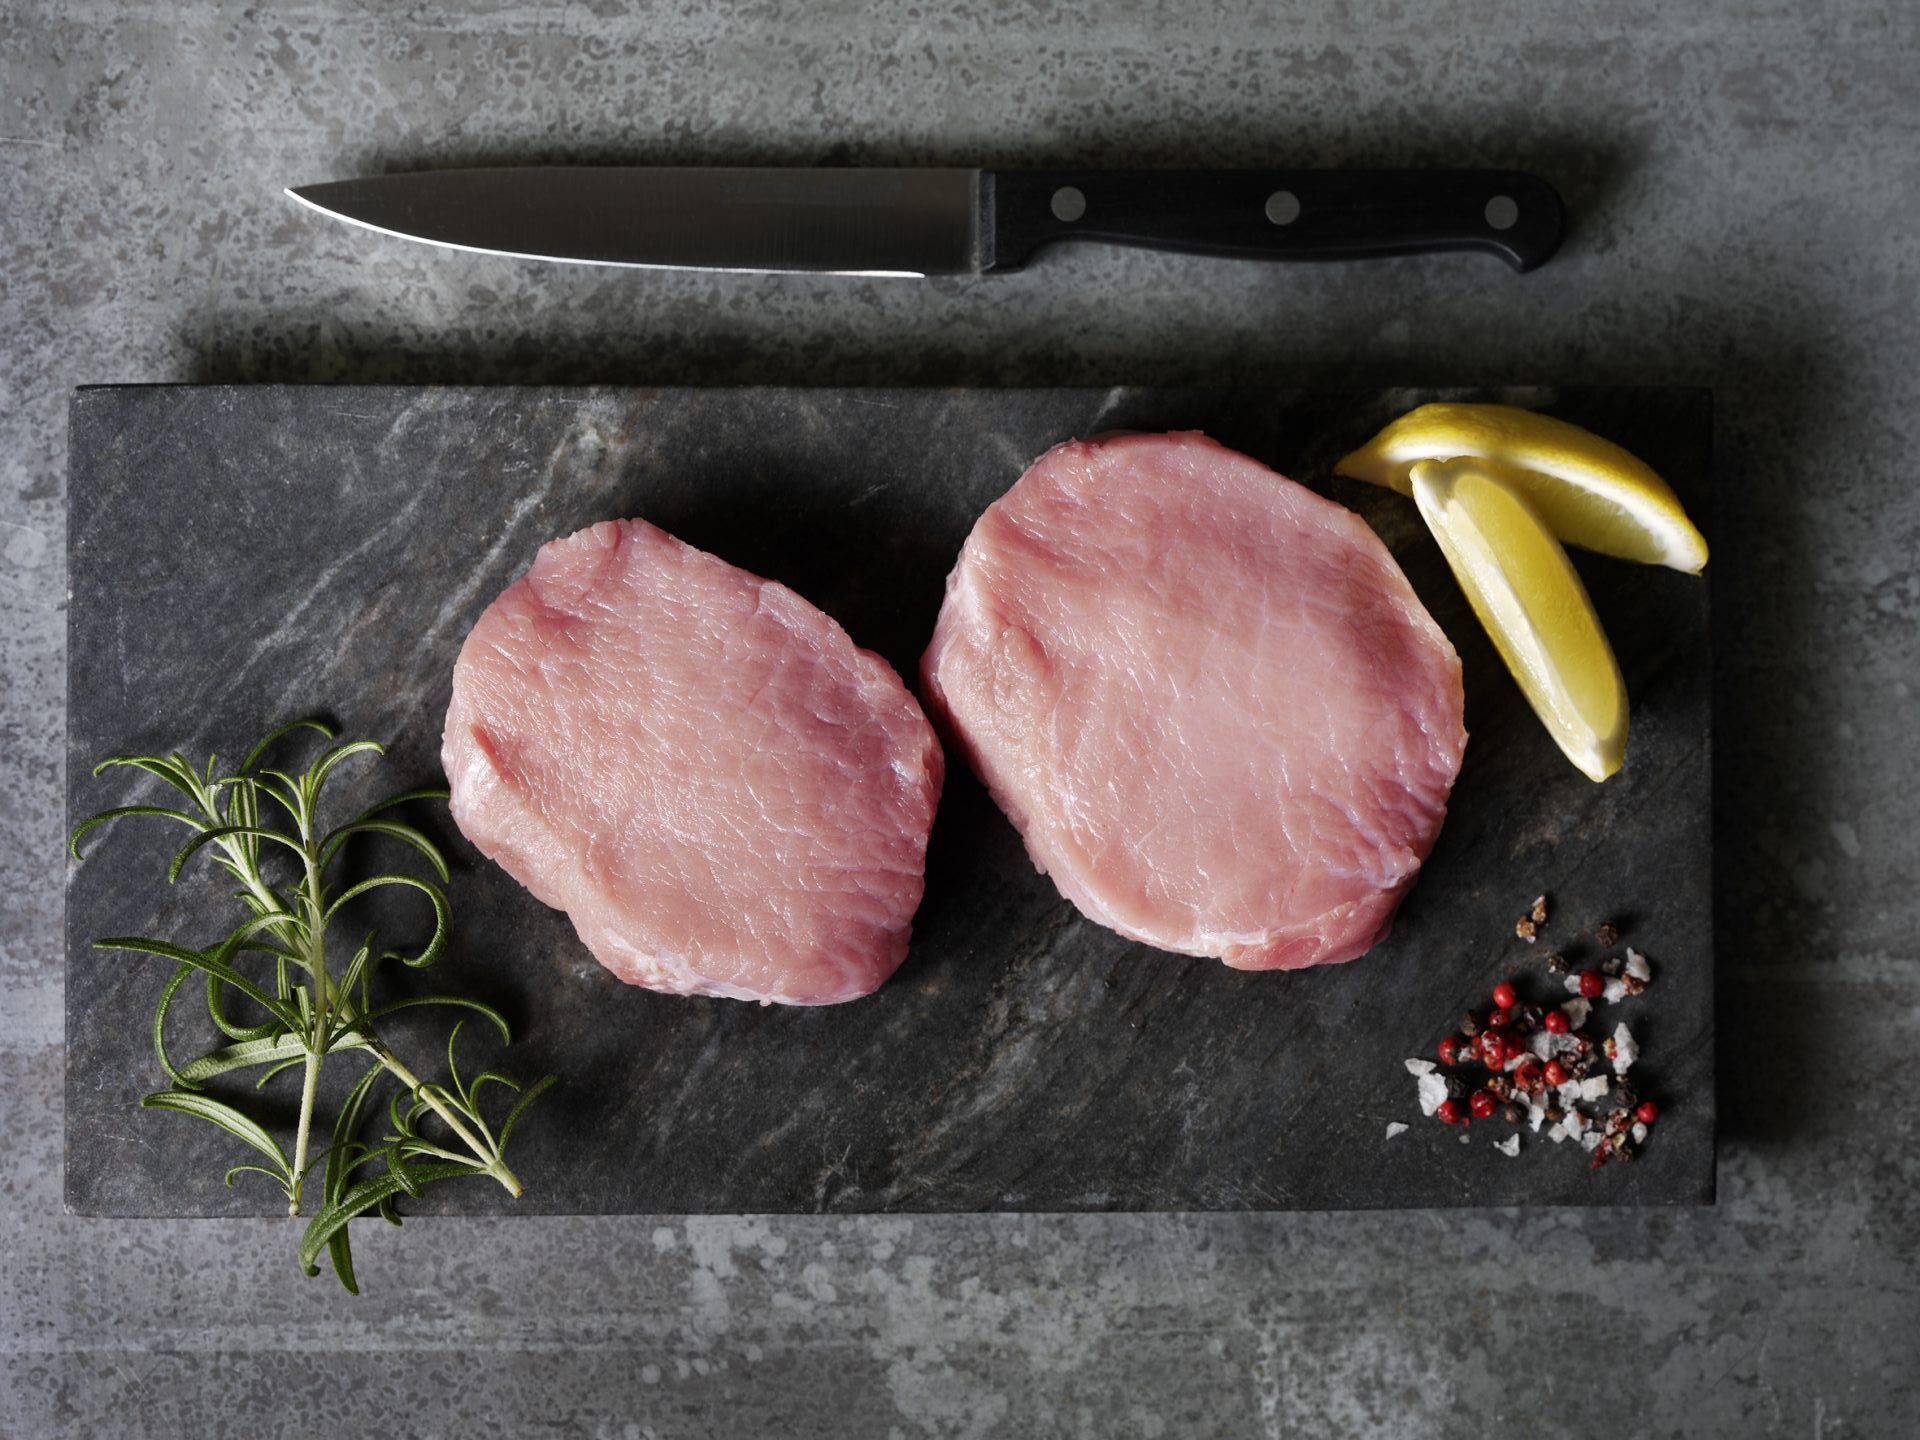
(1478, 1028), (1512, 1067)
(1607, 1022), (1640, 1076)
(1621, 950), (1652, 997)
(1397, 901), (1668, 1172)
(1515, 895), (1549, 942)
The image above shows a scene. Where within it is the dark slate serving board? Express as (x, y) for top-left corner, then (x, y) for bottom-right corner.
(66, 384), (1712, 1215)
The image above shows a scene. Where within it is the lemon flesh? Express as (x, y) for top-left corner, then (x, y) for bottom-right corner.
(1411, 459), (1628, 782)
(1337, 403), (1709, 574)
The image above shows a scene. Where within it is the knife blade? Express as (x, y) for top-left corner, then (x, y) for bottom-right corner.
(286, 166), (1566, 277)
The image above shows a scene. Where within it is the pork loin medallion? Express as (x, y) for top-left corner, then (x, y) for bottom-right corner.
(444, 518), (944, 1006)
(922, 431), (1466, 971)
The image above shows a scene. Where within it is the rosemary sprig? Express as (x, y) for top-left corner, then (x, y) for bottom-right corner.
(72, 720), (555, 1293)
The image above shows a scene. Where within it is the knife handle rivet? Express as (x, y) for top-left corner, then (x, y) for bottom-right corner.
(1485, 194), (1520, 231)
(1051, 186), (1087, 223)
(1264, 190), (1301, 226)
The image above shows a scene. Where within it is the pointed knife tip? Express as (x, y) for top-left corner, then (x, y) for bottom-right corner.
(284, 185), (342, 220)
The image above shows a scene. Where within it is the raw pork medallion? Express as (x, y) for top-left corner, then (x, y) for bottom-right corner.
(922, 431), (1466, 970)
(444, 518), (944, 1005)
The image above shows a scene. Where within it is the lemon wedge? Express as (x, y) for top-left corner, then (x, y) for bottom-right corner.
(1336, 403), (1709, 574)
(1411, 458), (1629, 782)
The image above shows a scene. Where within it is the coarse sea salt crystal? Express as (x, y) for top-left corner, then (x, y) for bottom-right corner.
(1563, 998), (1592, 1028)
(1551, 1031), (1586, 1057)
(1611, 1023), (1639, 1075)
(1632, 1121), (1649, 1144)
(1581, 1131), (1603, 1152)
(1405, 1058), (1436, 1076)
(1528, 1030), (1554, 1061)
(1458, 1132), (1472, 1145)
(1386, 1122), (1410, 1140)
(1603, 977), (1629, 1004)
(1527, 1100), (1548, 1132)
(1625, 948), (1652, 982)
(1417, 1072), (1449, 1116)
(1495, 1134), (1521, 1157)
(1553, 1111), (1588, 1142)
(1577, 1075), (1611, 1102)
(1564, 974), (1585, 996)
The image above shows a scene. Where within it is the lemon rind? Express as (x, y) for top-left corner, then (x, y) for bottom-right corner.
(1336, 403), (1709, 575)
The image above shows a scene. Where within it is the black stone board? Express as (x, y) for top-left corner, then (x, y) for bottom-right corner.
(65, 384), (1713, 1214)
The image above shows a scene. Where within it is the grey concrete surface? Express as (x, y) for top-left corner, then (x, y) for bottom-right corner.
(2, 1), (1915, 1436)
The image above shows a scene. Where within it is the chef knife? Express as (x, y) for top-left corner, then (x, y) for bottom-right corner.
(287, 166), (1565, 276)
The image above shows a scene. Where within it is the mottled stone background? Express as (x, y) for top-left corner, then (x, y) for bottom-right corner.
(3, 3), (1916, 1437)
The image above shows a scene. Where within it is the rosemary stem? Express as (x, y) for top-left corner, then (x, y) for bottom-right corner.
(361, 1037), (524, 1198)
(289, 1049), (322, 1216)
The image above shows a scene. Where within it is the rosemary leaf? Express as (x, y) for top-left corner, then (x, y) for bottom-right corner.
(152, 964), (200, 1090)
(299, 1161), (477, 1276)
(142, 1091), (296, 1189)
(95, 936), (298, 1029)
(69, 806), (203, 861)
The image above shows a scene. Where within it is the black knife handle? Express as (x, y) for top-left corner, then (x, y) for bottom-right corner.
(980, 169), (1565, 273)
